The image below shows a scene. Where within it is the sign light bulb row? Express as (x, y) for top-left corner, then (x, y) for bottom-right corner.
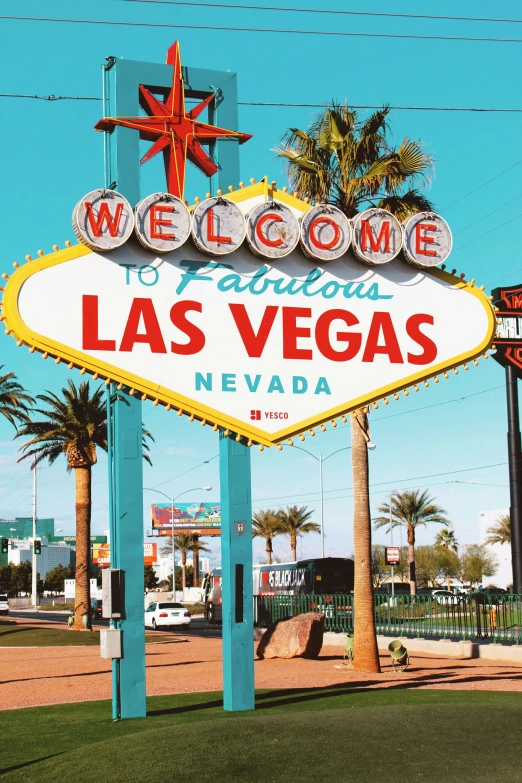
(73, 188), (453, 269)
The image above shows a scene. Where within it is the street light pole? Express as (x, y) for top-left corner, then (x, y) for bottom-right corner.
(290, 442), (376, 558)
(32, 459), (38, 610)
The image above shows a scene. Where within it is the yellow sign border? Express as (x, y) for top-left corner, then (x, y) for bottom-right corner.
(1, 189), (496, 447)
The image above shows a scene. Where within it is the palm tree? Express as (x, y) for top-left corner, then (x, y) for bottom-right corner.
(276, 505), (320, 561)
(485, 512), (511, 546)
(252, 509), (281, 564)
(434, 528), (459, 590)
(17, 380), (152, 630)
(161, 532), (208, 593)
(0, 366), (34, 428)
(274, 104), (433, 218)
(276, 104), (433, 670)
(374, 490), (450, 595)
(189, 535), (211, 587)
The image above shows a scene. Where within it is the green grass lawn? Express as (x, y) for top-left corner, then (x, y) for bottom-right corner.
(37, 603), (74, 612)
(1, 690), (521, 782)
(0, 620), (162, 647)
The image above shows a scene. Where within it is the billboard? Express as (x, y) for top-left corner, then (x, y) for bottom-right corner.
(1, 183), (495, 447)
(152, 502), (221, 536)
(92, 542), (158, 567)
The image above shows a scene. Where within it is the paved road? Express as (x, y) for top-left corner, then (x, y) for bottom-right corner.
(7, 611), (222, 637)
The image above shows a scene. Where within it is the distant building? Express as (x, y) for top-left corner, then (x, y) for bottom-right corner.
(200, 557), (211, 574)
(0, 518), (56, 566)
(7, 537), (72, 578)
(479, 509), (511, 588)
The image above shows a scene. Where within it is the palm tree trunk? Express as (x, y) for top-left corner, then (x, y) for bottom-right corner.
(351, 410), (380, 673)
(192, 537), (199, 587)
(447, 573), (451, 591)
(181, 551), (187, 594)
(266, 537), (273, 565)
(408, 526), (416, 595)
(291, 534), (297, 562)
(72, 466), (91, 631)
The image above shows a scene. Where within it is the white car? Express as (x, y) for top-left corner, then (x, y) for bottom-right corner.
(0, 594), (8, 615)
(145, 601), (191, 630)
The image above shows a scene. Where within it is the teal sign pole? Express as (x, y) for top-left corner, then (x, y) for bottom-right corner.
(103, 46), (252, 717)
(220, 432), (255, 711)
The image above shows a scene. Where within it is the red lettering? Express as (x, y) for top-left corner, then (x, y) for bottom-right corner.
(229, 304), (278, 357)
(150, 204), (175, 240)
(360, 220), (391, 253)
(255, 213), (283, 248)
(84, 201), (124, 238)
(283, 307), (312, 360)
(170, 301), (205, 355)
(406, 314), (437, 364)
(415, 223), (437, 256)
(82, 295), (116, 351)
(362, 312), (403, 363)
(120, 298), (167, 353)
(315, 310), (361, 362)
(309, 217), (340, 251)
(207, 208), (232, 244)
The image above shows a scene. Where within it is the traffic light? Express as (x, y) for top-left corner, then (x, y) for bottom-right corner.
(34, 540), (42, 555)
(1, 538), (7, 554)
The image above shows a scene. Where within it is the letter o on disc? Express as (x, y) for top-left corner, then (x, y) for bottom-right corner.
(402, 212), (452, 267)
(352, 208), (403, 265)
(300, 204), (352, 261)
(72, 189), (134, 251)
(192, 196), (246, 255)
(134, 193), (191, 253)
(246, 202), (300, 259)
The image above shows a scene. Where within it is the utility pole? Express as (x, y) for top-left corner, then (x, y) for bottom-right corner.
(506, 365), (522, 592)
(319, 454), (324, 558)
(390, 493), (395, 598)
(32, 459), (38, 609)
(171, 495), (176, 600)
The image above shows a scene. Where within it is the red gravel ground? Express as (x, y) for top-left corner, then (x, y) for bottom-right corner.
(2, 617), (522, 710)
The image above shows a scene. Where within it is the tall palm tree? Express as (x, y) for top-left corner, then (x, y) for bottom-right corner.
(161, 532), (209, 593)
(252, 509), (281, 564)
(190, 535), (211, 587)
(276, 505), (320, 562)
(17, 380), (152, 630)
(276, 104), (433, 671)
(434, 528), (459, 590)
(0, 366), (34, 428)
(374, 490), (450, 595)
(485, 512), (511, 546)
(275, 104), (433, 218)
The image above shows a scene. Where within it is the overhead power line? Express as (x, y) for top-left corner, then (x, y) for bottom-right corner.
(4, 15), (522, 44)
(117, 0), (522, 25)
(1, 93), (521, 114)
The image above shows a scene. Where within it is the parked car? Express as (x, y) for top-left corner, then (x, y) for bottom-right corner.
(0, 594), (8, 615)
(145, 601), (191, 630)
(432, 590), (461, 604)
(470, 588), (507, 605)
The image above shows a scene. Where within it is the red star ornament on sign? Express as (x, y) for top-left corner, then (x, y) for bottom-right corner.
(94, 42), (252, 198)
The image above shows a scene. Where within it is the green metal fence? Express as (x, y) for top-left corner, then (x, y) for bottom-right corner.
(254, 593), (522, 642)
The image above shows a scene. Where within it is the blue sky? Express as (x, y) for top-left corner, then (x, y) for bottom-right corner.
(0, 0), (520, 565)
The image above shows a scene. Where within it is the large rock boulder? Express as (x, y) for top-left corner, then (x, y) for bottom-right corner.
(257, 611), (325, 659)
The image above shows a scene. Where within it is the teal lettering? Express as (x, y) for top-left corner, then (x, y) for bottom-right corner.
(322, 281), (340, 299)
(120, 263), (137, 285)
(314, 377), (331, 395)
(195, 372), (212, 391)
(244, 374), (261, 393)
(267, 375), (284, 394)
(222, 373), (236, 392)
(177, 260), (231, 296)
(293, 376), (308, 394)
(218, 273), (249, 293)
(137, 264), (159, 286)
(366, 282), (393, 300)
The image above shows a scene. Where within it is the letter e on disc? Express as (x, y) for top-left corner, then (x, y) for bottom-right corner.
(73, 189), (134, 251)
(134, 193), (191, 253)
(402, 212), (452, 268)
(301, 204), (352, 261)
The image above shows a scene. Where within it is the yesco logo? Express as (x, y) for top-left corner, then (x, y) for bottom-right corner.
(73, 189), (452, 269)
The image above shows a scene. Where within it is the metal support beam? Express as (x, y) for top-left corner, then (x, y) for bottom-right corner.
(506, 365), (522, 592)
(219, 432), (254, 712)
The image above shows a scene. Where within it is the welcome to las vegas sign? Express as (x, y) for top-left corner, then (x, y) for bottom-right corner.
(1, 181), (495, 447)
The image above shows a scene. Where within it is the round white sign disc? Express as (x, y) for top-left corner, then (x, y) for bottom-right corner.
(402, 212), (453, 267)
(73, 189), (134, 252)
(192, 196), (246, 256)
(246, 202), (300, 259)
(134, 193), (191, 253)
(300, 204), (352, 261)
(352, 208), (403, 265)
